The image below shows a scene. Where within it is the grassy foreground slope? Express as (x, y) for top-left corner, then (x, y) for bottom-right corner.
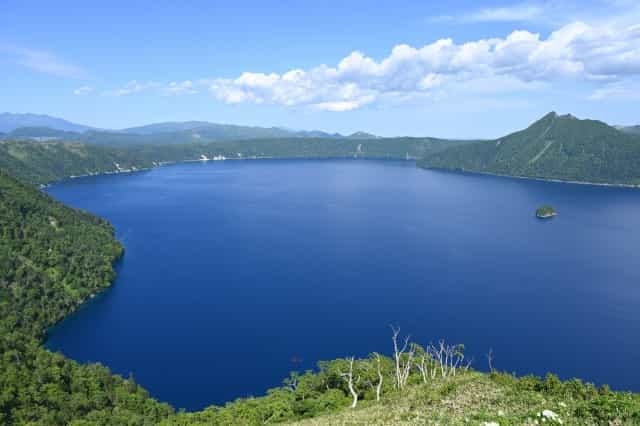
(164, 355), (640, 426)
(291, 371), (640, 426)
(419, 112), (640, 185)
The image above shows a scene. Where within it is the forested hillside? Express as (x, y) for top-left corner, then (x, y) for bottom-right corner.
(0, 171), (174, 424)
(0, 137), (472, 185)
(0, 141), (153, 185)
(418, 112), (640, 185)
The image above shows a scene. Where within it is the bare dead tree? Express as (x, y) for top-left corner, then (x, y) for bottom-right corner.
(374, 352), (384, 401)
(402, 343), (416, 386)
(462, 356), (473, 373)
(428, 340), (445, 378)
(391, 326), (415, 390)
(339, 357), (359, 408)
(360, 354), (383, 402)
(415, 349), (431, 384)
(427, 340), (467, 378)
(486, 347), (495, 372)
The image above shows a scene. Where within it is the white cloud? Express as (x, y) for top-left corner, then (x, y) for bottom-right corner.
(464, 4), (543, 22)
(73, 85), (93, 95)
(1, 44), (86, 79)
(201, 21), (640, 111)
(98, 18), (639, 111)
(105, 79), (200, 96)
(588, 79), (640, 100)
(432, 0), (640, 26)
(163, 80), (197, 95)
(103, 80), (160, 96)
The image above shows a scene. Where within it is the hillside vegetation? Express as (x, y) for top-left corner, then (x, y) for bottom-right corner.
(0, 170), (174, 424)
(418, 112), (640, 185)
(0, 141), (151, 185)
(0, 137), (472, 185)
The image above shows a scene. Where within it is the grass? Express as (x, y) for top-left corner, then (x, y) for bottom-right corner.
(289, 372), (638, 425)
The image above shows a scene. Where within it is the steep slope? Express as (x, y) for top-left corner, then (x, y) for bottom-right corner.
(0, 113), (93, 133)
(0, 140), (156, 184)
(419, 112), (640, 185)
(0, 171), (173, 424)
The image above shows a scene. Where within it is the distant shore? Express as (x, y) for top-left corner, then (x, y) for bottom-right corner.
(41, 157), (640, 191)
(423, 166), (640, 189)
(39, 156), (407, 188)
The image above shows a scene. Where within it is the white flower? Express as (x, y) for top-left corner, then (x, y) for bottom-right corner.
(539, 409), (563, 424)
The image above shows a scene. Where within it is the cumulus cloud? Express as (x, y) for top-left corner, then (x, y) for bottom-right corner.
(1, 44), (86, 79)
(200, 21), (640, 111)
(73, 85), (93, 95)
(99, 19), (639, 111)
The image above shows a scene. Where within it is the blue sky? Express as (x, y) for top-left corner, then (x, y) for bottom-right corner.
(1, 0), (639, 137)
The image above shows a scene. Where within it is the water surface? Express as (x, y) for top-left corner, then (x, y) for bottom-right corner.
(46, 159), (640, 410)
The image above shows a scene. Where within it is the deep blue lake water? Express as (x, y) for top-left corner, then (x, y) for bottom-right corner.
(46, 159), (640, 410)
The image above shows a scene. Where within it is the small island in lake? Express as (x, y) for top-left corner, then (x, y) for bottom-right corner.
(536, 205), (557, 218)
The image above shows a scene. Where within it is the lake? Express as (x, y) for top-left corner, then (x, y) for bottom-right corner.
(45, 159), (640, 410)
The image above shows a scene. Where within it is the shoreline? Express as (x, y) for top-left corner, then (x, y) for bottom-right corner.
(422, 166), (640, 189)
(40, 157), (640, 191)
(40, 156), (412, 189)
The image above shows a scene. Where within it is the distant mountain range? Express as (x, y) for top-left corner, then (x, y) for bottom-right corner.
(418, 112), (640, 185)
(0, 113), (94, 133)
(0, 112), (376, 143)
(3, 111), (640, 185)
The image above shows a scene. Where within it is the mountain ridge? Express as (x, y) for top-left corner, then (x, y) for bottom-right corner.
(418, 111), (640, 185)
(0, 112), (94, 133)
(0, 113), (377, 142)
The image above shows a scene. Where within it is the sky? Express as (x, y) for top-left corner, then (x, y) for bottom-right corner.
(1, 0), (639, 138)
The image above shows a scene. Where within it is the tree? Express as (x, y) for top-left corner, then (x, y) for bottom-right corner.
(391, 326), (415, 390)
(339, 357), (359, 409)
